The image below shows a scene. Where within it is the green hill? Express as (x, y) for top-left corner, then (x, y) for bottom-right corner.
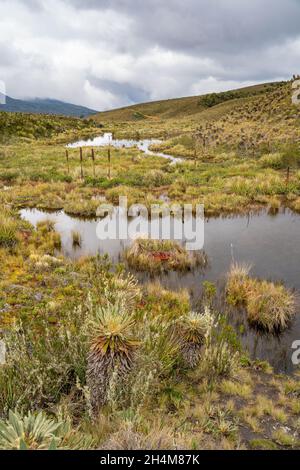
(95, 82), (282, 122)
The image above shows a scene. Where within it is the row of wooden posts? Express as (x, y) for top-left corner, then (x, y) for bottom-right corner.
(65, 146), (111, 179)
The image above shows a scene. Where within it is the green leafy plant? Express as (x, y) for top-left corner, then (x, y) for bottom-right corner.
(86, 303), (139, 417)
(174, 309), (213, 368)
(0, 216), (18, 247)
(0, 410), (66, 450)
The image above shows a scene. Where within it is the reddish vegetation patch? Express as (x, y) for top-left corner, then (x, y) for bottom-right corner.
(150, 252), (172, 261)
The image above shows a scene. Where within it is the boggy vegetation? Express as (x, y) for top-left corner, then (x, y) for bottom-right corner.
(124, 238), (207, 274)
(1, 81), (300, 219)
(0, 209), (299, 449)
(0, 80), (300, 450)
(226, 263), (296, 332)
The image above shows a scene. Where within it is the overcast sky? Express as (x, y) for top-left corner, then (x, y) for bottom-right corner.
(0, 0), (299, 110)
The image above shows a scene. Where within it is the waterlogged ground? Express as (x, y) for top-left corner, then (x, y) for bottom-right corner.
(67, 132), (183, 164)
(20, 207), (300, 374)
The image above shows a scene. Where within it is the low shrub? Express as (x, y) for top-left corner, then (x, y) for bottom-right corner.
(0, 307), (87, 413)
(260, 153), (284, 169)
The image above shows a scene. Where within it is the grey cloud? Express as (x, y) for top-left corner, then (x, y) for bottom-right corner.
(88, 77), (150, 105)
(66, 0), (300, 52)
(0, 0), (299, 109)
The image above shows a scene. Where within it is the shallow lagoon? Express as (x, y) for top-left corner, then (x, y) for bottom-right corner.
(20, 207), (300, 374)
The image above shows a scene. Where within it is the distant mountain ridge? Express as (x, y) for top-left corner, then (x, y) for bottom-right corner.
(0, 93), (99, 117)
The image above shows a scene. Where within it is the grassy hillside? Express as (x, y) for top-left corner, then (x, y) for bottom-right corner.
(0, 111), (103, 144)
(95, 82), (282, 122)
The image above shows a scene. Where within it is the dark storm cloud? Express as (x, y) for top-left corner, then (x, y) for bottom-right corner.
(1, 0), (300, 109)
(66, 0), (300, 52)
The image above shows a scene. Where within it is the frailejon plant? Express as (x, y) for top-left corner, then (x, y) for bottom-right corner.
(0, 410), (65, 450)
(174, 309), (214, 368)
(86, 303), (139, 417)
(0, 410), (93, 450)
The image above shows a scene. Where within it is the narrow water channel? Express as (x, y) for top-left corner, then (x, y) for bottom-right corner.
(66, 132), (182, 164)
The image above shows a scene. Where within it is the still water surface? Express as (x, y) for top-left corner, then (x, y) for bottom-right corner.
(20, 207), (300, 374)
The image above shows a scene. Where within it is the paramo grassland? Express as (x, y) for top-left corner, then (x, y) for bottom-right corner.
(0, 81), (300, 450)
(1, 81), (300, 218)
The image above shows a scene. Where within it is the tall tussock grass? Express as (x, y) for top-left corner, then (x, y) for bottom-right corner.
(0, 216), (18, 247)
(226, 263), (296, 332)
(124, 238), (206, 273)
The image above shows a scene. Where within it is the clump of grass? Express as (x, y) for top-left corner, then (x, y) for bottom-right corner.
(29, 253), (64, 271)
(250, 439), (277, 450)
(220, 380), (252, 399)
(260, 153), (284, 169)
(36, 219), (55, 233)
(101, 422), (176, 450)
(124, 238), (206, 273)
(203, 339), (240, 379)
(72, 230), (82, 247)
(145, 281), (190, 319)
(226, 263), (251, 305)
(246, 281), (295, 332)
(0, 216), (18, 247)
(64, 198), (101, 218)
(51, 231), (62, 250)
(272, 428), (298, 447)
(226, 263), (296, 332)
(268, 196), (281, 214)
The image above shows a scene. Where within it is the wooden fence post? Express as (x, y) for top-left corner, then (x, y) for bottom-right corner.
(91, 148), (95, 177)
(66, 149), (70, 174)
(80, 147), (84, 179)
(108, 147), (111, 179)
